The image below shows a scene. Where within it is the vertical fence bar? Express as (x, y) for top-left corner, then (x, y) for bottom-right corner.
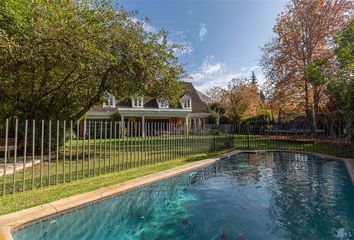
(113, 122), (116, 172)
(2, 119), (9, 195)
(40, 120), (44, 187)
(146, 122), (149, 164)
(76, 121), (79, 180)
(57, 121), (60, 184)
(22, 120), (28, 192)
(99, 121), (102, 175)
(48, 120), (51, 186)
(134, 121), (137, 168)
(157, 122), (160, 162)
(12, 118), (18, 194)
(94, 121), (97, 176)
(126, 121), (129, 169)
(138, 122), (141, 166)
(123, 121), (126, 170)
(58, 120), (66, 183)
(82, 120), (85, 179)
(118, 122), (121, 171)
(69, 121), (73, 182)
(31, 120), (35, 190)
(109, 121), (112, 172)
(104, 121), (107, 174)
(88, 121), (91, 176)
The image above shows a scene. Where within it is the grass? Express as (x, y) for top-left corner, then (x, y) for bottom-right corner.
(0, 152), (225, 215)
(0, 135), (230, 194)
(234, 135), (354, 158)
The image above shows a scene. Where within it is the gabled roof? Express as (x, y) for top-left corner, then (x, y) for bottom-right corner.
(92, 82), (208, 114)
(183, 82), (208, 113)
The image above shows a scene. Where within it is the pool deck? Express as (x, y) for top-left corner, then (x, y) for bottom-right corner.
(0, 150), (353, 240)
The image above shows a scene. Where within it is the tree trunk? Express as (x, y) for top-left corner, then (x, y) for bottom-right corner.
(312, 85), (320, 131)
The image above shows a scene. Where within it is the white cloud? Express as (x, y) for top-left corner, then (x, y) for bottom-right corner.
(130, 17), (157, 33)
(188, 60), (266, 93)
(199, 23), (207, 41)
(173, 42), (194, 56)
(204, 63), (222, 74)
(131, 18), (193, 57)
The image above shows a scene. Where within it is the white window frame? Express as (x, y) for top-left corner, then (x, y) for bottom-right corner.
(103, 93), (115, 108)
(157, 99), (169, 109)
(132, 96), (144, 108)
(181, 94), (192, 110)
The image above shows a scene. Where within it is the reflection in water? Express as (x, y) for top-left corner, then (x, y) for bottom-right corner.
(13, 152), (354, 240)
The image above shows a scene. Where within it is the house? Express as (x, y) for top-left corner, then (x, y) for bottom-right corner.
(86, 82), (210, 136)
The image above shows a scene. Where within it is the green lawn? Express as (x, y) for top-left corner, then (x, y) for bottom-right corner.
(0, 152), (225, 215)
(234, 135), (354, 158)
(0, 134), (231, 194)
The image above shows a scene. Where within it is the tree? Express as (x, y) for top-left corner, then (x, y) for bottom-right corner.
(250, 71), (257, 86)
(207, 78), (263, 122)
(333, 20), (354, 141)
(260, 0), (353, 129)
(0, 0), (185, 122)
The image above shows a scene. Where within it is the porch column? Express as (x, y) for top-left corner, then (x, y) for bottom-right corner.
(198, 118), (201, 129)
(185, 116), (189, 135)
(142, 116), (145, 137)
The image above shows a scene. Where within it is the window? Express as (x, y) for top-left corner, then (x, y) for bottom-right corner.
(103, 94), (115, 108)
(157, 99), (169, 109)
(132, 97), (143, 108)
(108, 95), (115, 107)
(181, 94), (192, 109)
(183, 99), (191, 109)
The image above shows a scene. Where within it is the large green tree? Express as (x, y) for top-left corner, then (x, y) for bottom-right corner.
(0, 0), (185, 122)
(333, 20), (354, 141)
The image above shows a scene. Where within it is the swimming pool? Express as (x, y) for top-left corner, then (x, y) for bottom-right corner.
(13, 152), (354, 240)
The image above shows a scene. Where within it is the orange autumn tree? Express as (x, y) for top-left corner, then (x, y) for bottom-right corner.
(208, 78), (263, 122)
(260, 0), (353, 128)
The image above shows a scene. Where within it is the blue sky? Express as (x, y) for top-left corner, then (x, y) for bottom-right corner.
(118, 0), (287, 92)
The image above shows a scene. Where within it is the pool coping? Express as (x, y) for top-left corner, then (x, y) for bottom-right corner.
(0, 149), (353, 240)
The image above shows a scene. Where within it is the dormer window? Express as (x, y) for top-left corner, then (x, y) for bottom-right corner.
(103, 93), (115, 108)
(181, 94), (192, 109)
(132, 97), (143, 108)
(157, 99), (169, 109)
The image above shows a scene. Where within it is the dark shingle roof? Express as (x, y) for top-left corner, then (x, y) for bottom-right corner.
(93, 82), (208, 113)
(183, 82), (208, 113)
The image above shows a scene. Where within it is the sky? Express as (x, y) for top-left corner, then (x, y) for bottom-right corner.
(118, 0), (287, 93)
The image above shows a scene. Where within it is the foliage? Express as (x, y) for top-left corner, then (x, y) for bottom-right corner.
(0, 0), (185, 122)
(208, 110), (221, 125)
(333, 20), (354, 141)
(242, 111), (273, 124)
(260, 0), (353, 128)
(305, 59), (330, 86)
(110, 112), (122, 122)
(250, 71), (257, 85)
(207, 77), (266, 123)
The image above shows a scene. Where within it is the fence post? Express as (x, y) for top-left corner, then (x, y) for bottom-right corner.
(213, 126), (216, 152)
(247, 123), (250, 149)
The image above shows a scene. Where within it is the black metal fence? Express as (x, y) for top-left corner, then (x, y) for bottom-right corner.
(231, 123), (353, 158)
(1, 119), (353, 196)
(0, 119), (234, 195)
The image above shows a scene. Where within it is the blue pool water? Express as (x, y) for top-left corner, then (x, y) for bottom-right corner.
(13, 152), (354, 240)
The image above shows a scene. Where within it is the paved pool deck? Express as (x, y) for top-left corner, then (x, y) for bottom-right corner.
(0, 150), (353, 240)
